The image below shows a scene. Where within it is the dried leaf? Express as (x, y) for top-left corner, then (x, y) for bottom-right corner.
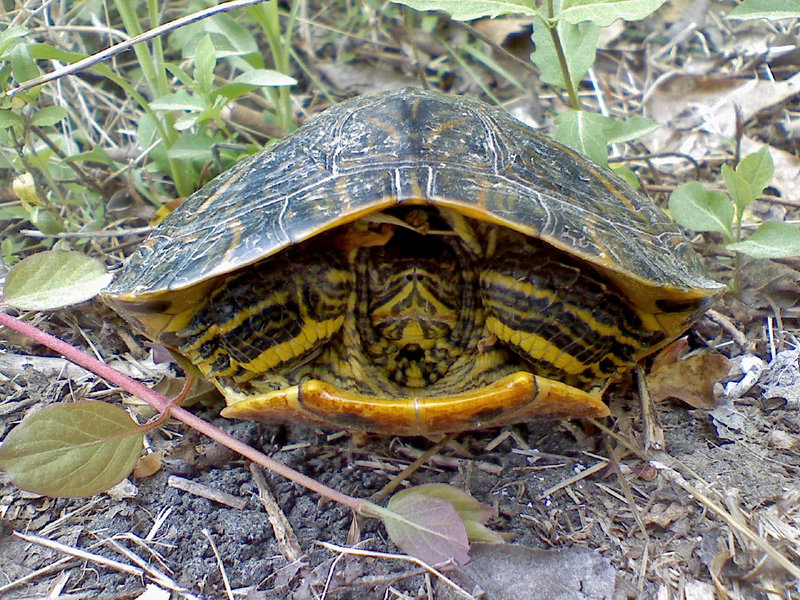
(738, 257), (800, 310)
(648, 353), (731, 409)
(133, 451), (164, 479)
(644, 502), (690, 528)
(434, 543), (616, 600)
(650, 337), (689, 371)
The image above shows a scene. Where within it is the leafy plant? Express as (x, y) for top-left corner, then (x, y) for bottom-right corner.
(669, 146), (800, 264)
(394, 0), (663, 167)
(0, 1), (297, 265)
(115, 0), (297, 198)
(728, 0), (800, 21)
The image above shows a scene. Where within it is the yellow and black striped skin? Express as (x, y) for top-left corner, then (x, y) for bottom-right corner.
(167, 209), (675, 434)
(102, 89), (725, 434)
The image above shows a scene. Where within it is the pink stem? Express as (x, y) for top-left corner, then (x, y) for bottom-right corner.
(0, 311), (365, 513)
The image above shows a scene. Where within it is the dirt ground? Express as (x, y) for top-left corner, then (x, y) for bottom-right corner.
(2, 1), (800, 599)
(1, 337), (800, 599)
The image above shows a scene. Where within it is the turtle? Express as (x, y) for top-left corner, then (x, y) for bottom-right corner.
(102, 87), (724, 435)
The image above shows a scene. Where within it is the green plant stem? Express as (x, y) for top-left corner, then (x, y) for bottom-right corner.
(111, 0), (191, 196)
(146, 0), (170, 97)
(544, 0), (581, 111)
(249, 0), (296, 132)
(732, 209), (743, 294)
(732, 251), (742, 297)
(0, 311), (366, 514)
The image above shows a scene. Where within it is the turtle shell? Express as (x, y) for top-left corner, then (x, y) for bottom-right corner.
(102, 88), (723, 434)
(105, 87), (720, 302)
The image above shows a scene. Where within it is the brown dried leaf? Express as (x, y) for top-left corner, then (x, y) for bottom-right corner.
(435, 543), (617, 600)
(647, 353), (732, 409)
(644, 502), (690, 528)
(650, 337), (689, 371)
(738, 257), (800, 310)
(769, 430), (798, 450)
(473, 17), (533, 45)
(133, 451), (163, 479)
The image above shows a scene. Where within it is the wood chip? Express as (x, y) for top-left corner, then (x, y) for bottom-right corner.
(538, 460), (608, 499)
(396, 447), (503, 475)
(167, 476), (247, 509)
(250, 465), (303, 563)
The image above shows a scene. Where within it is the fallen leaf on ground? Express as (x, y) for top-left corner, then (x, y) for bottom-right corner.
(435, 543), (617, 600)
(648, 353), (731, 408)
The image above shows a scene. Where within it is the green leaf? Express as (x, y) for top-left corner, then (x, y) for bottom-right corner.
(27, 42), (81, 61)
(384, 492), (471, 565)
(392, 0), (538, 20)
(531, 16), (598, 90)
(137, 115), (169, 174)
(206, 15), (260, 56)
(212, 69), (297, 101)
(611, 164), (640, 189)
(171, 14), (259, 59)
(150, 90), (206, 112)
(8, 42), (39, 85)
(736, 146), (773, 198)
(194, 35), (217, 96)
(164, 63), (195, 88)
(554, 110), (611, 167)
(0, 401), (144, 498)
(398, 484), (487, 522)
(401, 484), (505, 544)
(12, 173), (43, 207)
(174, 113), (199, 131)
(559, 0), (668, 26)
(0, 26), (28, 57)
(668, 182), (733, 238)
(3, 250), (113, 310)
(727, 221), (800, 259)
(604, 116), (660, 144)
(722, 164), (754, 215)
(166, 133), (214, 161)
(0, 205), (28, 220)
(728, 0), (800, 20)
(0, 109), (24, 130)
(28, 207), (65, 236)
(32, 105), (68, 127)
(1, 236), (17, 265)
